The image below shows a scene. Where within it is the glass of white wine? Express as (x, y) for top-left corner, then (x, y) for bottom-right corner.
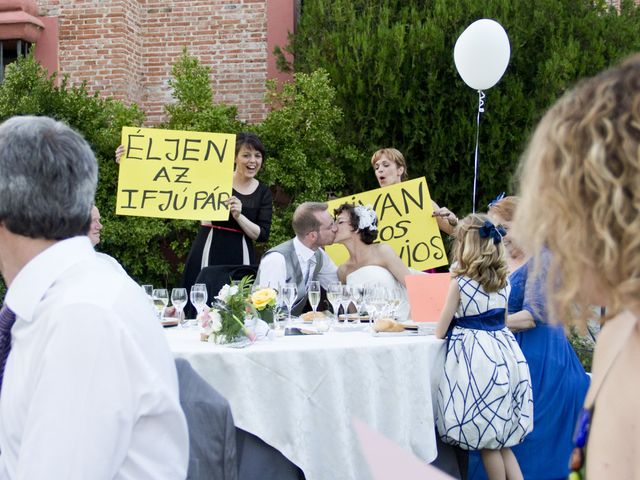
(152, 288), (168, 321)
(307, 281), (321, 313)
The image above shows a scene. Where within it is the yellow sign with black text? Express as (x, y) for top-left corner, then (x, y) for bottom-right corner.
(116, 127), (236, 220)
(325, 178), (448, 271)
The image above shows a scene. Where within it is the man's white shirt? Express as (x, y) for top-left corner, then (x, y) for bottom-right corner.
(258, 237), (338, 289)
(0, 236), (188, 479)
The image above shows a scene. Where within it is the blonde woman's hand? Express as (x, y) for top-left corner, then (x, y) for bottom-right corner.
(433, 206), (458, 226)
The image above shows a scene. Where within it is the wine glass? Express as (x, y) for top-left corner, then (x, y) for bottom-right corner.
(171, 287), (188, 327)
(190, 283), (208, 321)
(350, 284), (365, 324)
(281, 283), (297, 327)
(307, 281), (321, 314)
(151, 288), (168, 321)
(327, 283), (342, 325)
(141, 284), (153, 304)
(338, 285), (352, 323)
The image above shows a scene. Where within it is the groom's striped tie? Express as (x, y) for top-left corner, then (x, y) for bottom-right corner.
(0, 304), (16, 393)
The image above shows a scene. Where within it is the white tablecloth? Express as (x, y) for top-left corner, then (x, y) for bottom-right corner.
(166, 328), (446, 480)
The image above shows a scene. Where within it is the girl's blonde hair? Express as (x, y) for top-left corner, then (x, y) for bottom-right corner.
(450, 214), (509, 293)
(515, 53), (640, 324)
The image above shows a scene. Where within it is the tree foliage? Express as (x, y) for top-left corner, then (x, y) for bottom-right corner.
(256, 69), (353, 245)
(285, 0), (640, 216)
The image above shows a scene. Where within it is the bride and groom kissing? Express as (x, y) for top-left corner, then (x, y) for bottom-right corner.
(256, 201), (410, 318)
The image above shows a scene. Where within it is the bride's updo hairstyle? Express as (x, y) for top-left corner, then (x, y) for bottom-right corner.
(334, 203), (378, 244)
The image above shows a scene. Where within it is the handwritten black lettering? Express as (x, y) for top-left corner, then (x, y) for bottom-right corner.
(120, 189), (139, 208)
(145, 137), (161, 161)
(126, 132), (144, 160)
(183, 138), (202, 161)
(173, 167), (191, 184)
(141, 190), (158, 208)
(401, 182), (424, 213)
(164, 138), (180, 161)
(153, 167), (171, 182)
(204, 138), (229, 163)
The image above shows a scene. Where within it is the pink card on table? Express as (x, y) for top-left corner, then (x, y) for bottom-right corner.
(405, 273), (450, 322)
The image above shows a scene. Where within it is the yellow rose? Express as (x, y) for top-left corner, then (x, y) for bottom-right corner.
(251, 288), (277, 310)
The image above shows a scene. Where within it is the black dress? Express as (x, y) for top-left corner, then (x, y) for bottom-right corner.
(181, 182), (272, 294)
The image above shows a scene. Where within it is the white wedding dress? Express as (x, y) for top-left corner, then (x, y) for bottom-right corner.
(346, 265), (410, 320)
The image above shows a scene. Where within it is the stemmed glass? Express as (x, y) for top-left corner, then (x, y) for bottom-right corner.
(141, 284), (153, 298)
(152, 288), (168, 321)
(338, 285), (352, 323)
(190, 283), (208, 323)
(327, 283), (343, 325)
(350, 284), (365, 324)
(281, 283), (297, 328)
(171, 288), (188, 327)
(307, 281), (321, 314)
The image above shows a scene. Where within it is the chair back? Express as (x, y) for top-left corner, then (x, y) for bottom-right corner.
(195, 264), (259, 303)
(175, 358), (239, 480)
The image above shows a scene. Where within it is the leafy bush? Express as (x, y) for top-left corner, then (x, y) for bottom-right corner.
(0, 51), (353, 299)
(256, 69), (354, 246)
(285, 0), (640, 216)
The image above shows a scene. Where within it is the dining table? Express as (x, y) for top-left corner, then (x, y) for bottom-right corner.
(165, 325), (446, 480)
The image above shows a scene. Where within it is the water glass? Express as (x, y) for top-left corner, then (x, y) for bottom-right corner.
(190, 283), (208, 320)
(281, 283), (297, 327)
(327, 283), (343, 325)
(171, 287), (188, 327)
(141, 284), (153, 302)
(338, 285), (352, 323)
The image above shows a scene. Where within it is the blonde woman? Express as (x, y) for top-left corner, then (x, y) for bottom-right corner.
(371, 148), (458, 235)
(515, 54), (640, 478)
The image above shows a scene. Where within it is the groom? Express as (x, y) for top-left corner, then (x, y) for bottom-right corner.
(257, 202), (339, 316)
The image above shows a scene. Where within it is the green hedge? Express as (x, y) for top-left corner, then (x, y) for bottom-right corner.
(284, 0), (640, 215)
(0, 51), (351, 295)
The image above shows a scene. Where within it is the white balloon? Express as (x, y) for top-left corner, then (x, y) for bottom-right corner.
(454, 19), (511, 91)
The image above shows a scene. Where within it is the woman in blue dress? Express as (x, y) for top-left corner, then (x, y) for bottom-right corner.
(468, 196), (590, 480)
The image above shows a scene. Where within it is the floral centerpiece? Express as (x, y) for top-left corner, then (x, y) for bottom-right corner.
(199, 276), (254, 344)
(249, 286), (278, 323)
(198, 276), (279, 344)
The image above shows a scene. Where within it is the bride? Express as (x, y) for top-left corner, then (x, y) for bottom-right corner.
(333, 203), (411, 319)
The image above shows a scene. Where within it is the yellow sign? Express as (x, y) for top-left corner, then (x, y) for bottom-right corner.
(326, 177), (448, 270)
(116, 127), (236, 220)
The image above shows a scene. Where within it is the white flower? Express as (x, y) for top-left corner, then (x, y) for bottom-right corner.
(216, 283), (240, 303)
(354, 205), (378, 231)
(200, 308), (223, 335)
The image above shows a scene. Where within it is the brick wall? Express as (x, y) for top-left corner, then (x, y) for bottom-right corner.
(35, 0), (274, 125)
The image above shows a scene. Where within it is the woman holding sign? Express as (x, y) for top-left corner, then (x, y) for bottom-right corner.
(180, 132), (273, 293)
(371, 148), (458, 235)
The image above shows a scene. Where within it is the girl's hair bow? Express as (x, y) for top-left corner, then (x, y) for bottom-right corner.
(478, 220), (506, 244)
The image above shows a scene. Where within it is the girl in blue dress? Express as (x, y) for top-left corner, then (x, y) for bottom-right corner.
(435, 213), (533, 480)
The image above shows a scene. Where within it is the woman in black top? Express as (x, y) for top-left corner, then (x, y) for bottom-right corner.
(181, 132), (272, 293)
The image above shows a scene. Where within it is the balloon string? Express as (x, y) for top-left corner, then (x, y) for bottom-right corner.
(473, 90), (485, 213)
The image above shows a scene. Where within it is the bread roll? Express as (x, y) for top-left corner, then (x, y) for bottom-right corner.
(373, 318), (405, 332)
(300, 311), (326, 323)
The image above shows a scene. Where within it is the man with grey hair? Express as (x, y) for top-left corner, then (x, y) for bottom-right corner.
(0, 116), (188, 479)
(257, 202), (339, 316)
